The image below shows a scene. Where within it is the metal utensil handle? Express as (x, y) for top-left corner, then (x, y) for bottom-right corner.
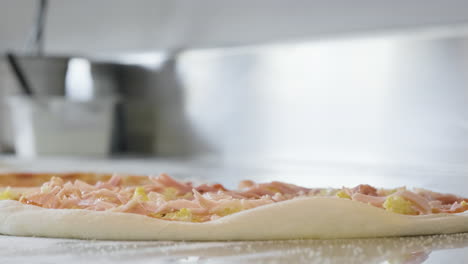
(25, 0), (48, 55)
(6, 53), (34, 96)
(34, 0), (48, 55)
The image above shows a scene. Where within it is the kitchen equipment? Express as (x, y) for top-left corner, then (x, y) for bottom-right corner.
(67, 59), (160, 154)
(24, 0), (48, 56)
(5, 53), (34, 96)
(12, 55), (69, 96)
(0, 54), (162, 156)
(6, 95), (117, 157)
(0, 55), (69, 153)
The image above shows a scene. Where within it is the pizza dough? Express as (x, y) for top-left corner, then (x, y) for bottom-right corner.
(1, 197), (468, 240)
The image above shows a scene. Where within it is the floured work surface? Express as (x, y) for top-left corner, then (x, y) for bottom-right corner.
(1, 233), (468, 263)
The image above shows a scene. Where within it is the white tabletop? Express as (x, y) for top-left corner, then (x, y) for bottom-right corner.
(1, 234), (468, 264)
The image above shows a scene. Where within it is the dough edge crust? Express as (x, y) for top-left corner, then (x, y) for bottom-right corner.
(1, 197), (467, 241)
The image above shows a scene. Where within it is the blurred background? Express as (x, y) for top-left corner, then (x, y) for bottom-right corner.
(2, 0), (468, 189)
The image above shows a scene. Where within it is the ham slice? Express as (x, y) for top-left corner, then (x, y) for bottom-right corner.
(16, 174), (468, 222)
(396, 191), (431, 214)
(351, 193), (386, 207)
(352, 184), (378, 196)
(151, 173), (193, 194)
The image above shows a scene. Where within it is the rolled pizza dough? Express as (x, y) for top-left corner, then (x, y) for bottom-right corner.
(1, 197), (467, 240)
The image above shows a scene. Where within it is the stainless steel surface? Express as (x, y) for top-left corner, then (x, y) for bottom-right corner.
(4, 32), (468, 162)
(14, 55), (69, 95)
(92, 62), (160, 153)
(149, 33), (468, 168)
(3, 1), (468, 53)
(0, 60), (17, 151)
(5, 53), (34, 96)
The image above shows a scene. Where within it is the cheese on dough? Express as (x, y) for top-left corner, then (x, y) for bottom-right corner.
(1, 198), (468, 241)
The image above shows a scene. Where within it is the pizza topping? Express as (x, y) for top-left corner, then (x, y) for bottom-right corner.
(1, 173), (466, 222)
(414, 188), (468, 205)
(383, 195), (418, 215)
(396, 190), (431, 214)
(0, 188), (17, 200)
(239, 181), (309, 198)
(161, 208), (193, 221)
(351, 184), (378, 196)
(351, 193), (386, 207)
(132, 187), (149, 201)
(335, 190), (351, 199)
(152, 173), (193, 194)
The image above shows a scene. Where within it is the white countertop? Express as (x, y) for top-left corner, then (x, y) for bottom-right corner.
(1, 156), (468, 263)
(1, 234), (468, 264)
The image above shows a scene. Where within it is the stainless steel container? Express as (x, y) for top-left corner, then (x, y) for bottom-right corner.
(14, 55), (69, 95)
(70, 60), (159, 154)
(0, 54), (165, 155)
(0, 55), (68, 151)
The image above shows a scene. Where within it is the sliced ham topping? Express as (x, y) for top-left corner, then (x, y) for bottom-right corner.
(82, 189), (122, 203)
(13, 174), (468, 222)
(238, 180), (255, 190)
(352, 184), (378, 196)
(24, 186), (62, 208)
(193, 189), (219, 209)
(86, 200), (117, 211)
(415, 188), (468, 205)
(74, 180), (97, 193)
(447, 201), (468, 213)
(95, 175), (121, 189)
(195, 184), (227, 193)
(240, 181), (310, 198)
(396, 190), (431, 214)
(351, 193), (386, 207)
(151, 173), (193, 194)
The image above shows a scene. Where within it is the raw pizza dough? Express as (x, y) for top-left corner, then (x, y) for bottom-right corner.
(1, 197), (468, 240)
